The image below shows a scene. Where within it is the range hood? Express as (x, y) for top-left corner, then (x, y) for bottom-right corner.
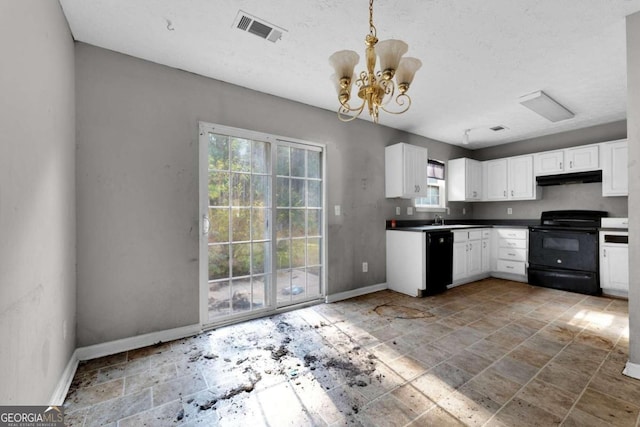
(536, 170), (602, 186)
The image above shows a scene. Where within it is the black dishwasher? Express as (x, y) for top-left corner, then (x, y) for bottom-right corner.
(423, 231), (454, 296)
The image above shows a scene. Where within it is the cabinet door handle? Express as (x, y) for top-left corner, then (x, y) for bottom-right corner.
(503, 190), (507, 197)
(570, 161), (573, 169)
(559, 162), (563, 169)
(511, 190), (514, 197)
(603, 249), (607, 258)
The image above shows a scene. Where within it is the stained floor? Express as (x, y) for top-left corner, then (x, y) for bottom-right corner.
(63, 278), (639, 426)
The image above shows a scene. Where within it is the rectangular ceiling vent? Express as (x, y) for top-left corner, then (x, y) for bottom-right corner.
(233, 10), (286, 43)
(490, 125), (508, 132)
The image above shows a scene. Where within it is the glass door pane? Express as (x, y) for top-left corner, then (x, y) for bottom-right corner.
(275, 145), (323, 307)
(206, 132), (272, 322)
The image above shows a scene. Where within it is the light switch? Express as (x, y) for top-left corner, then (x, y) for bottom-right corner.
(396, 206), (401, 215)
(407, 207), (414, 215)
(334, 205), (341, 216)
(507, 208), (513, 215)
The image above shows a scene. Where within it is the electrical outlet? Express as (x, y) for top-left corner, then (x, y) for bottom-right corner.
(335, 205), (341, 216)
(407, 206), (414, 215)
(396, 206), (401, 215)
(362, 262), (368, 273)
(507, 208), (513, 215)
(446, 207), (450, 215)
(462, 207), (466, 215)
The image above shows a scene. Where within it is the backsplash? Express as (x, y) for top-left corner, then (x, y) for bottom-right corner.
(472, 182), (628, 220)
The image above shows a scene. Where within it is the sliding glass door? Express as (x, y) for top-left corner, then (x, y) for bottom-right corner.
(275, 144), (323, 306)
(199, 123), (324, 326)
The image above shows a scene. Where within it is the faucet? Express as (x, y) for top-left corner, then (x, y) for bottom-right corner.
(434, 214), (444, 225)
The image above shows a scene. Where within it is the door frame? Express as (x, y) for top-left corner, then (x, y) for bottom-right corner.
(198, 121), (327, 327)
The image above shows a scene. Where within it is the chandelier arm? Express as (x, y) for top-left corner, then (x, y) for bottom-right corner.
(378, 78), (396, 107)
(338, 97), (367, 113)
(380, 93), (412, 115)
(337, 101), (366, 122)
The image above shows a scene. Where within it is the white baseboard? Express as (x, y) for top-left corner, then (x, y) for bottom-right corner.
(50, 349), (79, 405)
(75, 323), (202, 361)
(50, 324), (201, 406)
(325, 283), (387, 303)
(623, 361), (640, 380)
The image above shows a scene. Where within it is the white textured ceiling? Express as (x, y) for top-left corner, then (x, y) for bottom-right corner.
(58, 0), (640, 149)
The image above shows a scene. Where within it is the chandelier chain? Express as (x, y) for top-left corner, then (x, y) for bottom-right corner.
(368, 0), (376, 37)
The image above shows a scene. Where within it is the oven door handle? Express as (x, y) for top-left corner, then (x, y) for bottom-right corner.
(529, 228), (597, 236)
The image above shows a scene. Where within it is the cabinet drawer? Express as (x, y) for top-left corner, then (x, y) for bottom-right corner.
(498, 247), (527, 262)
(495, 229), (527, 240)
(496, 260), (526, 275)
(499, 238), (527, 249)
(453, 231), (468, 243)
(468, 230), (483, 240)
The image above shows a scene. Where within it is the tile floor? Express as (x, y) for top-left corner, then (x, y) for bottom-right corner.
(63, 278), (639, 426)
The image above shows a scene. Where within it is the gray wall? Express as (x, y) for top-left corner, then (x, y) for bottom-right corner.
(0, 1), (76, 403)
(626, 11), (640, 368)
(470, 122), (628, 219)
(471, 183), (628, 220)
(473, 121), (627, 161)
(75, 43), (471, 346)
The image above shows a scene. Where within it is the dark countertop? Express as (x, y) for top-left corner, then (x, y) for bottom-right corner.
(386, 219), (538, 232)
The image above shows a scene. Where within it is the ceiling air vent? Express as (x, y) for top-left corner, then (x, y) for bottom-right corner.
(490, 125), (508, 132)
(233, 10), (286, 43)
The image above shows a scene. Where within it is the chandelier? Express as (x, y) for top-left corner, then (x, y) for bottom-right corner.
(329, 0), (422, 123)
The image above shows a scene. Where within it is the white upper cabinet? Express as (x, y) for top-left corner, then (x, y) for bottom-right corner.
(534, 144), (600, 176)
(566, 145), (599, 171)
(509, 155), (536, 200)
(447, 158), (482, 201)
(484, 159), (508, 200)
(484, 155), (536, 201)
(601, 139), (628, 197)
(534, 150), (564, 176)
(385, 143), (429, 198)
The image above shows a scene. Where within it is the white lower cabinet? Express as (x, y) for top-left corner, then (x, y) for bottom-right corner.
(386, 230), (425, 297)
(452, 229), (490, 286)
(492, 228), (528, 281)
(481, 230), (491, 273)
(599, 231), (629, 296)
(452, 239), (468, 282)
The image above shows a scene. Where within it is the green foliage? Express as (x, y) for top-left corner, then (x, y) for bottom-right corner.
(206, 132), (323, 301)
